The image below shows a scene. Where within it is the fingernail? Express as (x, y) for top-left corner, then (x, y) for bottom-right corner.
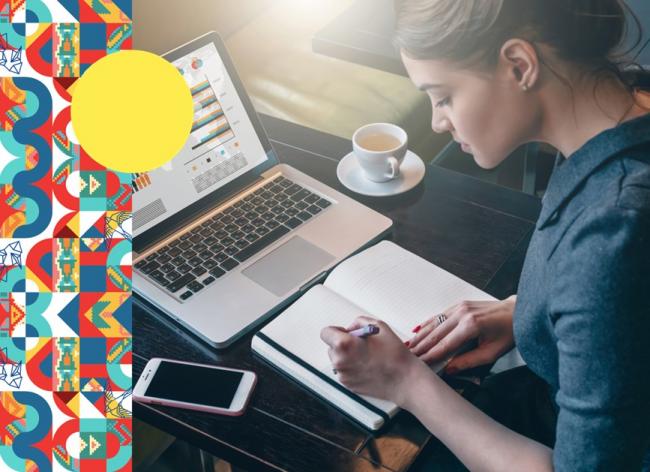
(404, 341), (410, 347)
(412, 325), (421, 333)
(445, 365), (458, 374)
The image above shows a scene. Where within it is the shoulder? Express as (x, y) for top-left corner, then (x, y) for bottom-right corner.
(618, 153), (650, 213)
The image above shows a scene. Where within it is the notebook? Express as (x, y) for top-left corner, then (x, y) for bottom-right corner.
(251, 240), (495, 430)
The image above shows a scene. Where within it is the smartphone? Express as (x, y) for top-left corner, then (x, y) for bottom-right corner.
(134, 358), (257, 416)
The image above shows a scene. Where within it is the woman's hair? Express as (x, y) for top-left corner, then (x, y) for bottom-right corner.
(394, 0), (645, 86)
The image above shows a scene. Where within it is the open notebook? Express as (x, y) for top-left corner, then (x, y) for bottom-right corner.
(251, 241), (495, 430)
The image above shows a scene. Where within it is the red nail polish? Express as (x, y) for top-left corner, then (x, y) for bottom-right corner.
(404, 341), (410, 347)
(412, 325), (421, 333)
(445, 366), (457, 375)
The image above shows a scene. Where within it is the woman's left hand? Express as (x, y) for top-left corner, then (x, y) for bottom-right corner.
(320, 315), (427, 406)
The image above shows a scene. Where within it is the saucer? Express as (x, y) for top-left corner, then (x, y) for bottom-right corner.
(337, 150), (425, 197)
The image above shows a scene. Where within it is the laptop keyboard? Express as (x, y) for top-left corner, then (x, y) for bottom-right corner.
(135, 176), (332, 301)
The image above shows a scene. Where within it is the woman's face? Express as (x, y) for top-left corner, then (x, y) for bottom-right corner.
(401, 52), (540, 169)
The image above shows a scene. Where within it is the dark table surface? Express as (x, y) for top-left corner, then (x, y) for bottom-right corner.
(313, 0), (650, 77)
(134, 114), (541, 472)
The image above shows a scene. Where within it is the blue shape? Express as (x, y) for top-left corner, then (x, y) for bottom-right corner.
(12, 78), (52, 238)
(56, 0), (79, 20)
(41, 37), (52, 64)
(80, 337), (106, 364)
(80, 265), (106, 291)
(112, 297), (131, 334)
(13, 338), (24, 350)
(13, 392), (52, 472)
(80, 23), (106, 50)
(57, 295), (79, 335)
(40, 352), (51, 379)
(38, 251), (51, 277)
(112, 0), (132, 18)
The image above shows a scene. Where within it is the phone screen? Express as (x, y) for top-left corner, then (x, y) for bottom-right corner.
(145, 361), (244, 408)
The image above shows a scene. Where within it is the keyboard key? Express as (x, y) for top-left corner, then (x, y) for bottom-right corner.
(305, 194), (320, 204)
(277, 214), (290, 223)
(235, 239), (249, 249)
(221, 258), (240, 271)
(280, 199), (293, 209)
(224, 224), (238, 233)
(202, 275), (216, 285)
(295, 201), (308, 210)
(177, 263), (192, 274)
(200, 227), (213, 237)
(256, 227), (270, 236)
(285, 217), (302, 229)
(278, 178), (292, 188)
(257, 204), (270, 214)
(157, 254), (172, 264)
(215, 252), (228, 263)
(169, 239), (181, 247)
(210, 221), (225, 231)
(291, 189), (311, 202)
(188, 256), (202, 266)
(135, 260), (148, 269)
(234, 217), (248, 227)
(297, 211), (313, 221)
(160, 263), (174, 273)
(192, 266), (208, 276)
(251, 218), (265, 227)
(194, 243), (208, 253)
(316, 198), (332, 208)
(180, 291), (193, 300)
(245, 233), (259, 243)
(225, 246), (239, 256)
(167, 273), (196, 293)
(203, 259), (219, 270)
(285, 184), (301, 195)
(210, 267), (226, 278)
(260, 191), (273, 200)
(179, 240), (192, 250)
(232, 231), (245, 240)
(266, 220), (280, 229)
(168, 247), (182, 257)
(188, 281), (204, 293)
(231, 208), (244, 218)
(198, 250), (213, 260)
(184, 249), (198, 259)
(221, 215), (234, 224)
(210, 243), (225, 253)
(234, 225), (291, 262)
(221, 237), (235, 246)
(307, 204), (322, 215)
(243, 193), (256, 202)
(215, 230), (228, 239)
(189, 234), (202, 243)
(242, 224), (255, 233)
(286, 208), (299, 217)
(150, 270), (170, 286)
(204, 236), (218, 246)
(252, 196), (264, 206)
(166, 271), (181, 281)
(179, 232), (192, 240)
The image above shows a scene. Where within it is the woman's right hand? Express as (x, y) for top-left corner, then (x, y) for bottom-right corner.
(408, 295), (517, 374)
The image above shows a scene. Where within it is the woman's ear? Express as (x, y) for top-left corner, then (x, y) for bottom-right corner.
(499, 39), (540, 92)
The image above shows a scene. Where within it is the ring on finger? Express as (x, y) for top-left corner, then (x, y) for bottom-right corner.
(435, 313), (447, 327)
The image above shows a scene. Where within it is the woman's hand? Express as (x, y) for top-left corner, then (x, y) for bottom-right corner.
(409, 296), (517, 374)
(320, 316), (428, 406)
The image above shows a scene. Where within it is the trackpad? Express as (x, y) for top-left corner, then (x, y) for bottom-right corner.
(242, 236), (335, 296)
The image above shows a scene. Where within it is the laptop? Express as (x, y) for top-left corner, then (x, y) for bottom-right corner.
(133, 31), (392, 348)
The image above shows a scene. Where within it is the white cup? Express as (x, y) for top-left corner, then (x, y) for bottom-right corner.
(352, 123), (408, 183)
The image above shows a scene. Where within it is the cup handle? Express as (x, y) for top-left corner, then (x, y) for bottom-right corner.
(386, 156), (400, 179)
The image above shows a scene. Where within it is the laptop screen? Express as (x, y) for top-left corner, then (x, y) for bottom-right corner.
(133, 41), (270, 236)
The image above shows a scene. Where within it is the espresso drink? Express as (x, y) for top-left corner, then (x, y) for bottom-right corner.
(357, 133), (401, 151)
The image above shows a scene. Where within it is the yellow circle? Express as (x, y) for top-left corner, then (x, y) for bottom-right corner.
(71, 50), (193, 173)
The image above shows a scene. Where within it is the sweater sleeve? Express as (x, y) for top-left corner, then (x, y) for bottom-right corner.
(549, 205), (650, 471)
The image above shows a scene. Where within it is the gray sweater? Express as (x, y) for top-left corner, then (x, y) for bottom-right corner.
(514, 113), (650, 470)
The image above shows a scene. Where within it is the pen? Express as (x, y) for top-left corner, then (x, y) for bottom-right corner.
(347, 324), (380, 338)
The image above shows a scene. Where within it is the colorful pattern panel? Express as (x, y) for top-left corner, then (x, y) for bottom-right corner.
(0, 0), (131, 470)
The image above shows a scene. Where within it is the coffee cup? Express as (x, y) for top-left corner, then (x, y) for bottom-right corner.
(352, 123), (408, 183)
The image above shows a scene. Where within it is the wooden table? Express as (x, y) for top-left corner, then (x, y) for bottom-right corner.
(134, 114), (541, 471)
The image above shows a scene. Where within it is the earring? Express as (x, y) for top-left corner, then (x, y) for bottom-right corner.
(521, 84), (529, 92)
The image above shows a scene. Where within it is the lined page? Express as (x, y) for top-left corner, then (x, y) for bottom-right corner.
(324, 241), (495, 338)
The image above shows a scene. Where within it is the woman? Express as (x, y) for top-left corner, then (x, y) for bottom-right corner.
(320, 0), (650, 470)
